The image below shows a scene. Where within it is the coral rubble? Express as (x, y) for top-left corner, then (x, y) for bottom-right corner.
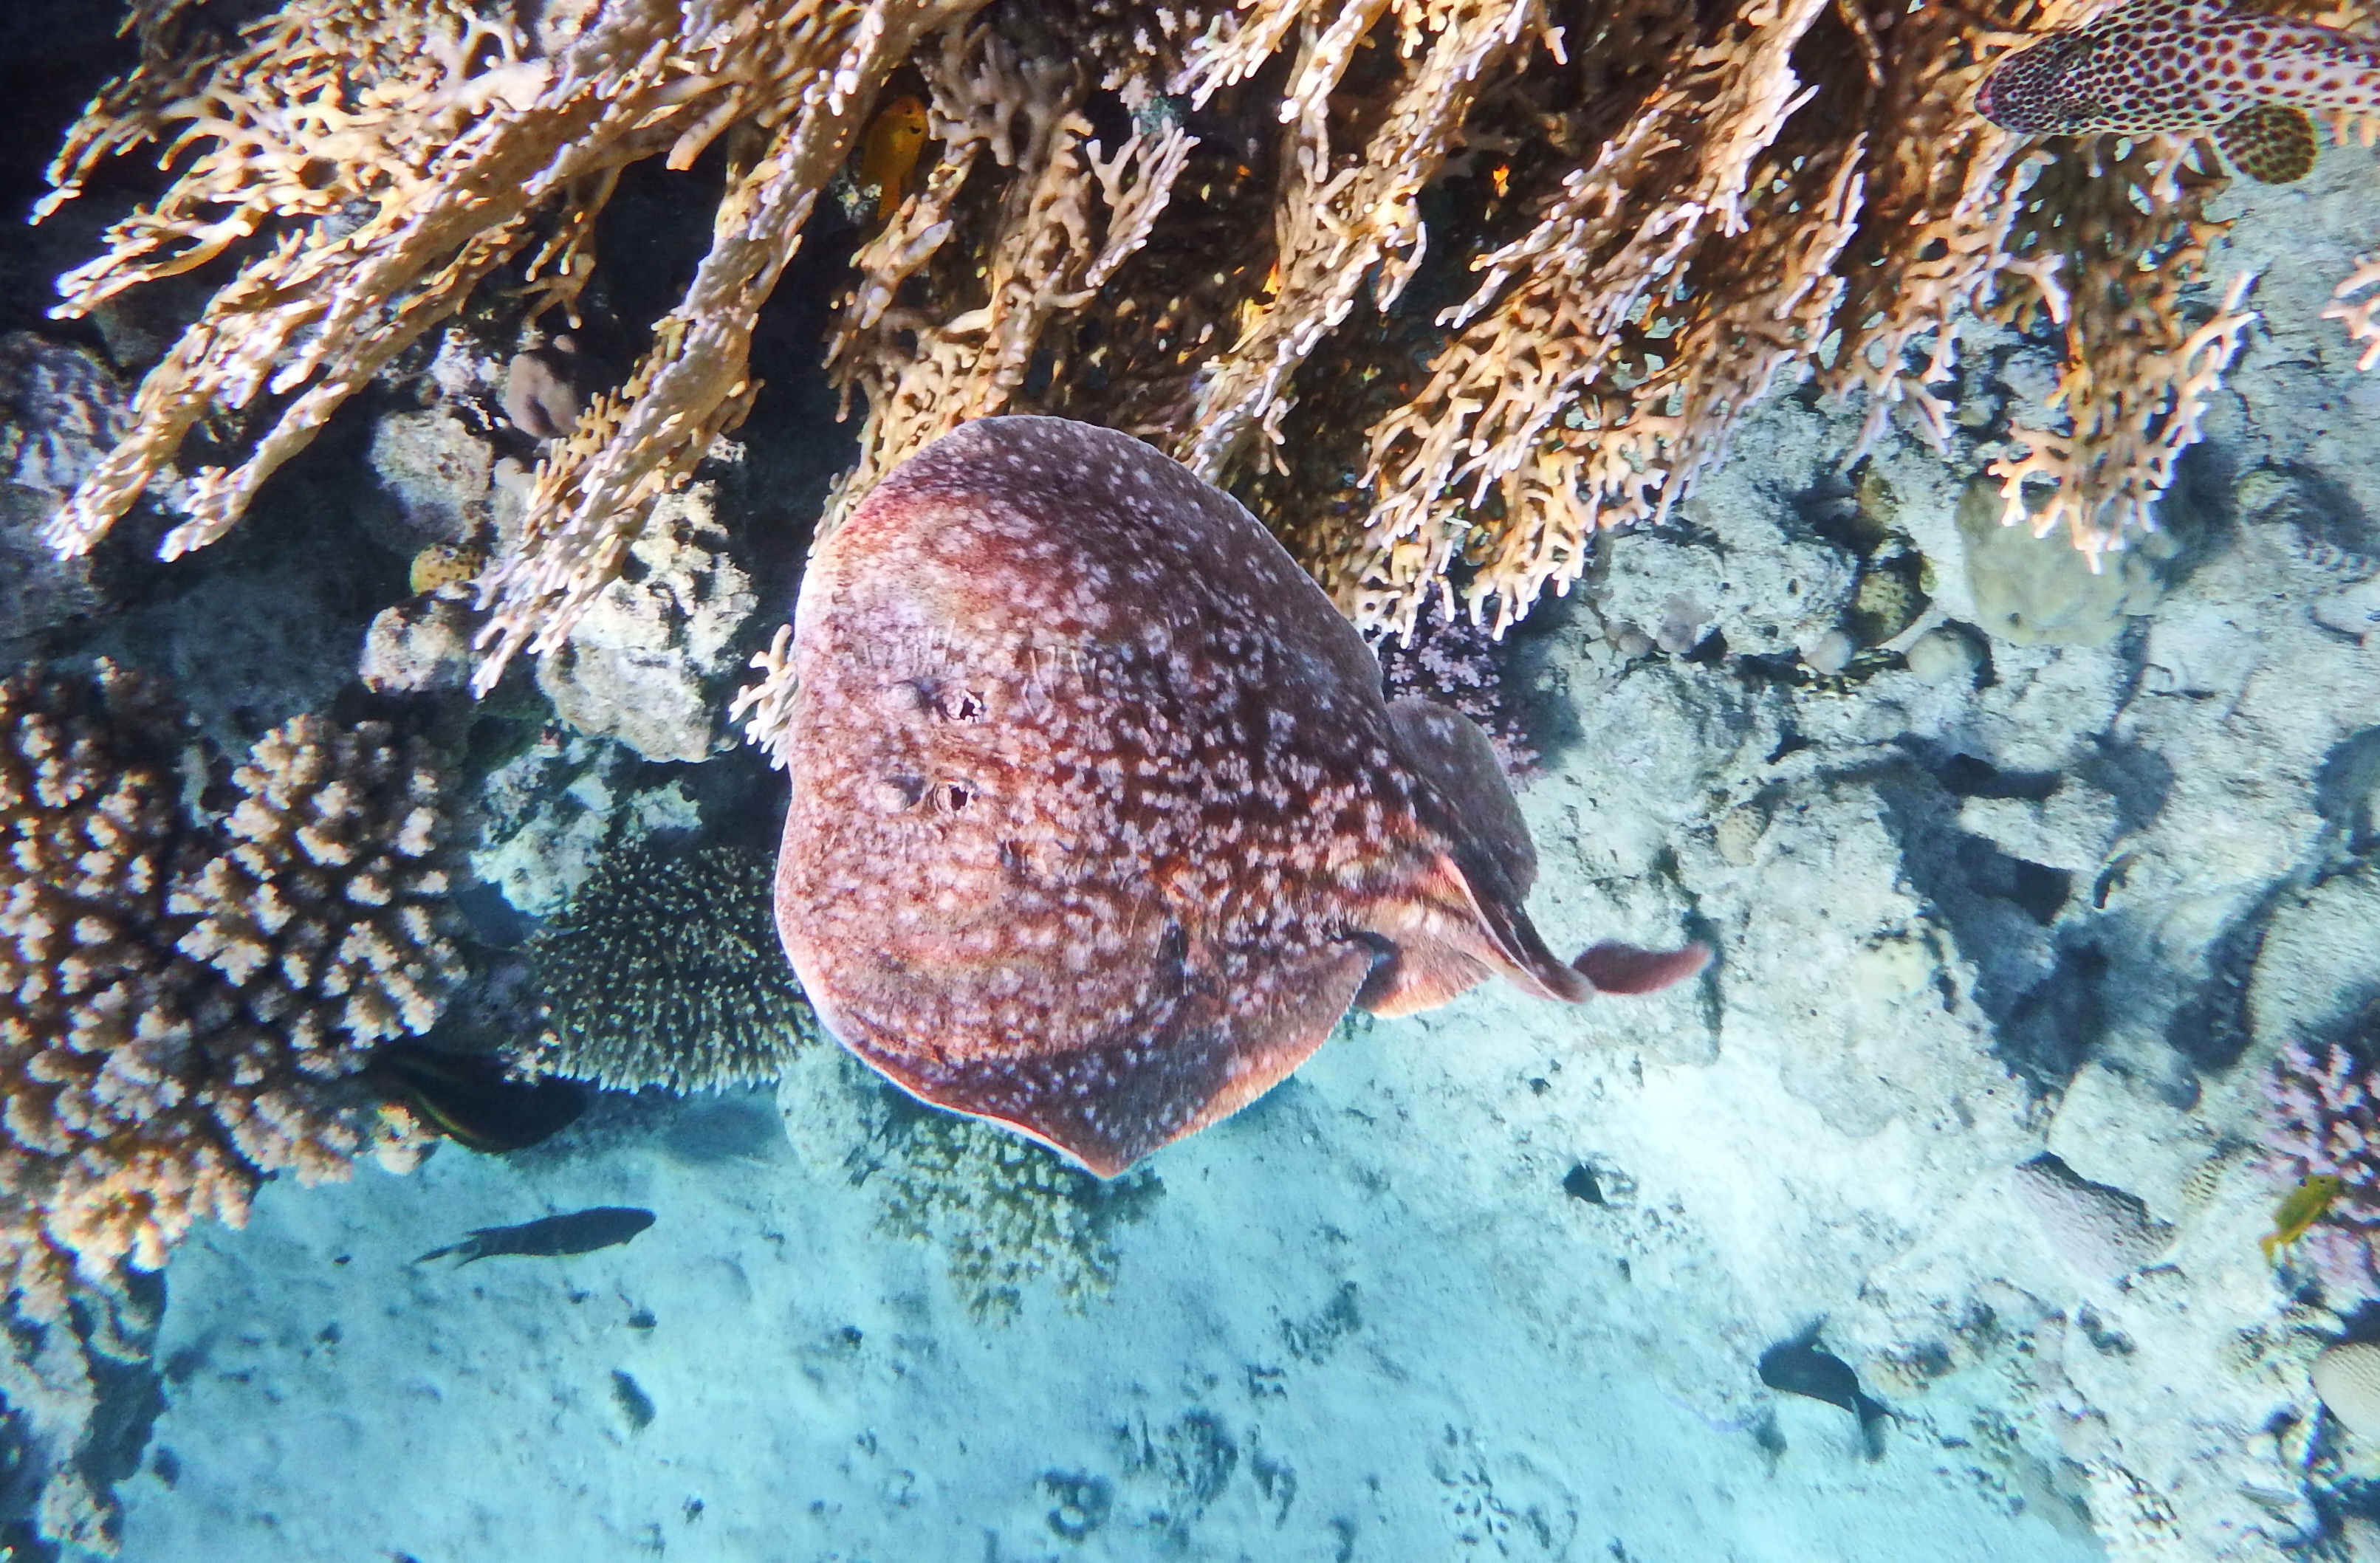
(0, 663), (456, 1317)
(521, 842), (816, 1094)
(35, 0), (2335, 694)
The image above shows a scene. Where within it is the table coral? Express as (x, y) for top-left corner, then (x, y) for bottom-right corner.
(0, 664), (458, 1319)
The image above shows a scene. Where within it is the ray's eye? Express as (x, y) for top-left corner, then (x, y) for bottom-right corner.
(940, 781), (975, 811)
(877, 774), (929, 810)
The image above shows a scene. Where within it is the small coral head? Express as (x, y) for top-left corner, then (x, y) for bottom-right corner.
(771, 417), (1702, 1176)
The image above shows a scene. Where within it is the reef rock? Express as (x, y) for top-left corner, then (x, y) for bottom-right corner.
(535, 478), (757, 764)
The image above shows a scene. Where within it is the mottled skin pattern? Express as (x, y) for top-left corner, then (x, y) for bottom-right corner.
(774, 417), (1706, 1175)
(1977, 0), (2380, 182)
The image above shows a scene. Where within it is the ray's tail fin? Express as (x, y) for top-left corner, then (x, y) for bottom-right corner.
(1573, 939), (1711, 995)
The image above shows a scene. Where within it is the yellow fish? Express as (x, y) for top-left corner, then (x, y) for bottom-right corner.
(857, 94), (928, 223)
(2260, 1174), (2345, 1263)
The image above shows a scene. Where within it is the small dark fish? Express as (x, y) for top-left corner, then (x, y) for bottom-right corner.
(370, 1042), (587, 1154)
(611, 1369), (656, 1430)
(414, 1206), (655, 1265)
(1758, 1323), (1890, 1453)
(1560, 1164), (1608, 1205)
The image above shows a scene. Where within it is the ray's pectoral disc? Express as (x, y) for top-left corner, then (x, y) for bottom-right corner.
(772, 416), (1705, 1176)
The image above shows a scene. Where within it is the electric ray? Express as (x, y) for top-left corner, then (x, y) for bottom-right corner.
(772, 416), (1707, 1176)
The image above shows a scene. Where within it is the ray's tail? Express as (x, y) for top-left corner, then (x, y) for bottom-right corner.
(1573, 939), (1712, 996)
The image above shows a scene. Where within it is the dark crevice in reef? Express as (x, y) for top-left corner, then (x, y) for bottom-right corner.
(2161, 884), (2287, 1078)
(1872, 716), (2380, 1090)
(1864, 756), (2102, 1091)
(2071, 734), (2173, 839)
(2153, 722), (2380, 1079)
(1920, 747), (2062, 803)
(2315, 725), (2380, 858)
(0, 1268), (168, 1557)
(69, 1272), (166, 1516)
(1993, 934), (2109, 1089)
(2140, 439), (2233, 595)
(0, 2), (133, 343)
(0, 1396), (57, 1563)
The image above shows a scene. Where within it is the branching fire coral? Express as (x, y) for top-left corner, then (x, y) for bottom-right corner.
(0, 664), (458, 1319)
(1975, 128), (2254, 560)
(819, 22), (1196, 529)
(38, 0), (987, 691)
(1219, 0), (2279, 631)
(38, 0), (2364, 674)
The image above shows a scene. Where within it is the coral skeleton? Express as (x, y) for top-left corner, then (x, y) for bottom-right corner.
(0, 664), (457, 1318)
(39, 0), (2352, 676)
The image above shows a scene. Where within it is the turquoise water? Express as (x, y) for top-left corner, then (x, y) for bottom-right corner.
(11, 5), (2380, 1559)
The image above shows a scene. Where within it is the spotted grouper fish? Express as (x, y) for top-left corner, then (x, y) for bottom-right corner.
(772, 416), (1708, 1177)
(1976, 0), (2380, 182)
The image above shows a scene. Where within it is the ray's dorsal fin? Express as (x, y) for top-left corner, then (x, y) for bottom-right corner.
(1385, 696), (1536, 901)
(1370, 696), (1709, 1011)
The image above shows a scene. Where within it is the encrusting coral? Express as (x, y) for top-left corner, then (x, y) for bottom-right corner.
(0, 663), (459, 1319)
(35, 0), (2380, 674)
(520, 842), (818, 1094)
